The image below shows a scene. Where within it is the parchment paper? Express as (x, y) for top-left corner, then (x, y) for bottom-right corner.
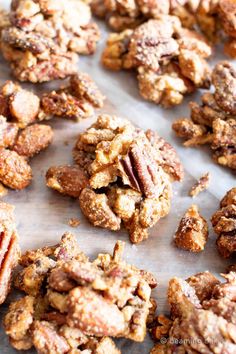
(0, 1), (235, 352)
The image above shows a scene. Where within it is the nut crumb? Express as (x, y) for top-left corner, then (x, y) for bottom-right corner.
(68, 218), (80, 228)
(189, 172), (210, 197)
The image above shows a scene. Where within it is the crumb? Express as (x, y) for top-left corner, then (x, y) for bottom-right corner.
(189, 172), (210, 197)
(68, 218), (80, 228)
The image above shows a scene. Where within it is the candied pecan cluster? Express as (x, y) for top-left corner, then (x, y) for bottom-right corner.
(41, 72), (105, 121)
(93, 0), (236, 59)
(150, 270), (236, 353)
(91, 0), (201, 32)
(0, 0), (100, 82)
(0, 80), (54, 190)
(0, 202), (20, 305)
(102, 16), (212, 107)
(46, 114), (183, 243)
(3, 233), (156, 352)
(211, 187), (236, 258)
(173, 61), (236, 170)
(174, 204), (208, 252)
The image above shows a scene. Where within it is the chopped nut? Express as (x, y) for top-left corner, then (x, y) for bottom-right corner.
(68, 218), (80, 228)
(0, 148), (32, 190)
(46, 165), (89, 198)
(32, 321), (70, 354)
(189, 172), (210, 197)
(79, 188), (121, 231)
(70, 73), (105, 108)
(4, 296), (34, 350)
(41, 72), (105, 121)
(174, 204), (208, 252)
(151, 315), (172, 341)
(211, 187), (236, 258)
(187, 271), (220, 302)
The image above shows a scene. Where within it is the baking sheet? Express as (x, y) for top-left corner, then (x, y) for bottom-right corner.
(0, 1), (235, 352)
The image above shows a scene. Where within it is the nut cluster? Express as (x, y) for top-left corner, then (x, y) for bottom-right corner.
(46, 114), (184, 243)
(150, 270), (236, 353)
(41, 72), (105, 121)
(3, 233), (156, 353)
(173, 61), (236, 171)
(102, 16), (212, 107)
(92, 0), (236, 60)
(0, 0), (100, 82)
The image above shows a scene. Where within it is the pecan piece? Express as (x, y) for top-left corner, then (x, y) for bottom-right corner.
(211, 188), (236, 258)
(9, 87), (40, 128)
(15, 255), (55, 296)
(174, 205), (208, 252)
(0, 148), (32, 189)
(3, 296), (35, 349)
(32, 321), (70, 354)
(187, 271), (220, 302)
(189, 172), (210, 197)
(70, 72), (105, 108)
(46, 165), (89, 198)
(67, 286), (126, 336)
(41, 90), (94, 121)
(212, 61), (236, 115)
(79, 188), (121, 231)
(145, 129), (184, 181)
(121, 136), (168, 198)
(13, 124), (53, 158)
